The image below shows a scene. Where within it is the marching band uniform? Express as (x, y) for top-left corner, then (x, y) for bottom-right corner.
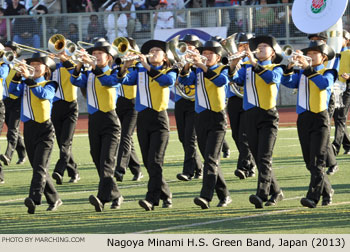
(281, 41), (336, 208)
(230, 36), (284, 208)
(0, 41), (26, 166)
(113, 38), (142, 182)
(116, 40), (175, 211)
(175, 34), (203, 181)
(332, 30), (350, 155)
(0, 55), (8, 183)
(51, 57), (80, 184)
(225, 33), (256, 180)
(307, 33), (338, 175)
(69, 40), (124, 211)
(179, 40), (231, 209)
(9, 53), (61, 214)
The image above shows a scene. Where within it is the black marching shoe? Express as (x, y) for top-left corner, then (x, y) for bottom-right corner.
(234, 169), (246, 180)
(249, 194), (264, 209)
(162, 197), (173, 208)
(194, 197), (210, 209)
(69, 173), (81, 183)
(52, 172), (63, 185)
(132, 172), (144, 181)
(0, 178), (4, 184)
(16, 157), (26, 165)
(217, 196), (232, 207)
(322, 188), (334, 206)
(343, 149), (350, 155)
(0, 154), (10, 166)
(194, 170), (203, 179)
(24, 197), (36, 214)
(139, 199), (154, 211)
(47, 199), (63, 211)
(247, 166), (256, 177)
(110, 196), (124, 209)
(89, 195), (104, 212)
(176, 173), (192, 181)
(223, 150), (230, 158)
(265, 191), (284, 206)
(326, 165), (339, 175)
(114, 171), (124, 182)
(300, 197), (316, 208)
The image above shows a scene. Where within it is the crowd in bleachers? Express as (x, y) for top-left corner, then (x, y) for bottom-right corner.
(0, 0), (299, 48)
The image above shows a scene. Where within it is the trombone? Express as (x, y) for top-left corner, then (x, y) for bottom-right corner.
(175, 42), (207, 65)
(67, 40), (96, 62)
(221, 49), (260, 65)
(112, 37), (141, 57)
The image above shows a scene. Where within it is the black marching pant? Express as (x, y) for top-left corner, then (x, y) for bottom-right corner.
(245, 107), (281, 201)
(52, 100), (79, 178)
(227, 96), (256, 172)
(137, 108), (171, 206)
(326, 93), (337, 166)
(174, 98), (202, 177)
(195, 109), (229, 202)
(88, 110), (121, 203)
(24, 120), (59, 205)
(115, 97), (141, 176)
(297, 110), (332, 204)
(3, 98), (26, 161)
(333, 90), (350, 153)
(0, 101), (5, 180)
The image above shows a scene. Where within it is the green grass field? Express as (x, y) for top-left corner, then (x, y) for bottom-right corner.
(0, 128), (349, 234)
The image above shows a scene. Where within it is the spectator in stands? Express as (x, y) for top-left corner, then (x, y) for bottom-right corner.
(167, 0), (186, 25)
(147, 0), (160, 10)
(134, 0), (148, 31)
(154, 0), (174, 29)
(12, 8), (40, 48)
(254, 0), (274, 36)
(28, 0), (48, 15)
(86, 14), (106, 42)
(44, 0), (63, 34)
(119, 0), (136, 38)
(82, 0), (94, 12)
(106, 2), (127, 43)
(66, 23), (79, 43)
(4, 0), (26, 16)
(273, 0), (292, 43)
(67, 0), (84, 13)
(0, 8), (7, 44)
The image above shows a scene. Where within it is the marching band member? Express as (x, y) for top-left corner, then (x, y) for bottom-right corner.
(281, 40), (337, 208)
(230, 35), (284, 208)
(0, 41), (26, 166)
(68, 39), (124, 212)
(115, 39), (175, 211)
(175, 34), (203, 182)
(224, 32), (256, 180)
(307, 32), (339, 175)
(179, 40), (232, 209)
(9, 52), (61, 214)
(51, 50), (80, 185)
(0, 43), (8, 183)
(113, 37), (143, 182)
(331, 30), (350, 156)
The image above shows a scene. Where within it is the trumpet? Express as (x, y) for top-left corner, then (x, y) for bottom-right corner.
(175, 42), (207, 64)
(282, 45), (312, 67)
(221, 49), (259, 65)
(3, 51), (35, 77)
(115, 53), (153, 65)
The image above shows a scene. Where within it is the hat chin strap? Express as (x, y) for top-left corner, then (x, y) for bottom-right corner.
(259, 51), (275, 63)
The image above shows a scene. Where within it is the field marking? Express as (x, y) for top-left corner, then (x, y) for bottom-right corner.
(134, 201), (350, 234)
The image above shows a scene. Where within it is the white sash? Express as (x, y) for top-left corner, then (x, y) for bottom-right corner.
(87, 73), (99, 109)
(23, 85), (34, 120)
(245, 67), (259, 107)
(196, 71), (210, 110)
(52, 68), (64, 100)
(298, 75), (309, 111)
(138, 71), (151, 108)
